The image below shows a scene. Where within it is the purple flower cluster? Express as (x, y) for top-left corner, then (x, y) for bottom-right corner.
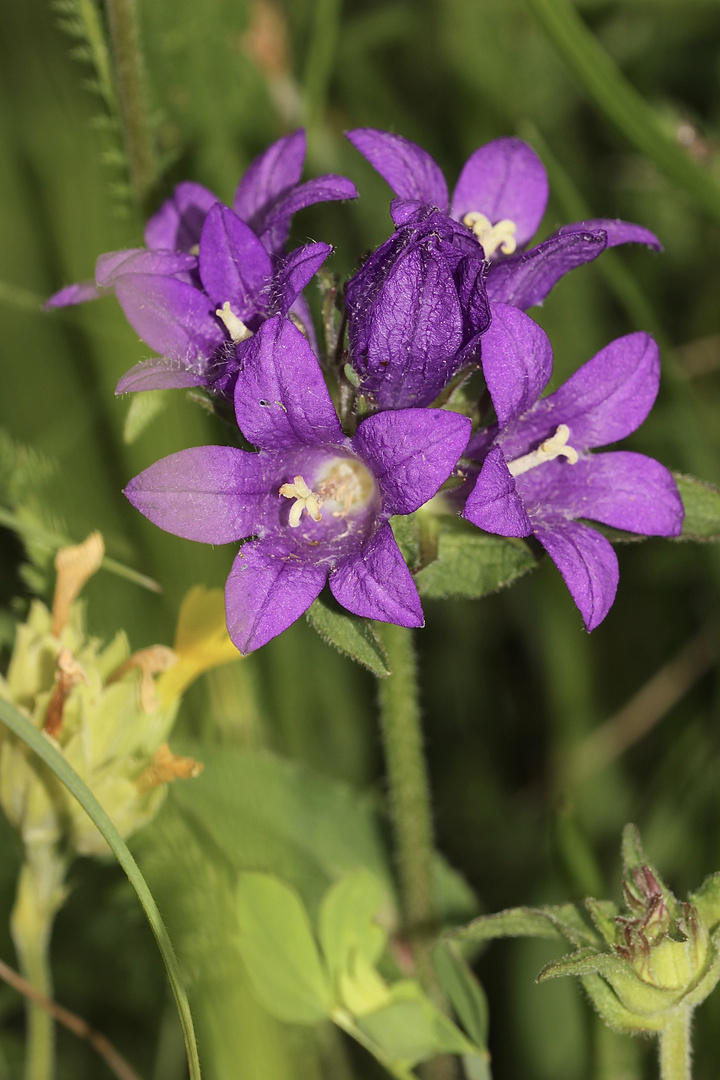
(47, 128), (683, 651)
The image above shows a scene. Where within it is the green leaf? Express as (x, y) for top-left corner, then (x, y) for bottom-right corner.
(169, 746), (391, 911)
(415, 518), (537, 600)
(522, 0), (720, 226)
(673, 474), (720, 541)
(123, 389), (170, 444)
(584, 898), (620, 947)
(432, 940), (489, 1050)
(235, 872), (332, 1025)
(319, 868), (387, 983)
(306, 594), (391, 676)
(356, 980), (478, 1066)
(451, 904), (599, 949)
(0, 696), (201, 1080)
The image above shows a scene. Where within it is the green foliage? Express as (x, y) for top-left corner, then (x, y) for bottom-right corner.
(674, 474), (720, 541)
(414, 517), (538, 600)
(306, 594), (391, 676)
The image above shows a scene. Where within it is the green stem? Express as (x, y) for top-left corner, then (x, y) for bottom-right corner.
(105, 0), (157, 212)
(301, 0), (343, 149)
(10, 850), (68, 1080)
(377, 625), (437, 990)
(659, 1010), (692, 1080)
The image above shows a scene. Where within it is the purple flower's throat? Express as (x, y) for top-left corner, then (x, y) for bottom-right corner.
(462, 212), (518, 257)
(280, 459), (376, 529)
(507, 424), (579, 477)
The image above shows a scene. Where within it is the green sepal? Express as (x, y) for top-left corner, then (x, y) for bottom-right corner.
(538, 949), (686, 1016)
(235, 872), (332, 1025)
(432, 940), (489, 1050)
(689, 873), (720, 932)
(123, 389), (170, 443)
(306, 593), (391, 677)
(621, 824), (676, 914)
(673, 473), (720, 541)
(584, 897), (620, 947)
(414, 517), (537, 600)
(578, 972), (665, 1034)
(451, 903), (599, 949)
(390, 514), (421, 570)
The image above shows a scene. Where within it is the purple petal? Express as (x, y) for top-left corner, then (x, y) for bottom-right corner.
(44, 280), (105, 309)
(451, 138), (548, 247)
(124, 446), (280, 543)
(329, 524), (423, 627)
(536, 332), (660, 449)
(486, 230), (607, 309)
(96, 249), (198, 287)
(232, 131), (306, 229)
(114, 274), (225, 360)
(390, 198), (428, 226)
(533, 519), (618, 632)
(346, 128), (449, 208)
(256, 175), (358, 255)
(144, 182), (219, 251)
(558, 218), (662, 252)
(233, 316), (344, 451)
(116, 358), (209, 394)
(198, 204), (272, 311)
(519, 451), (683, 536)
(480, 303), (553, 424)
(225, 540), (326, 653)
(352, 409), (470, 515)
(271, 242), (332, 317)
(463, 447), (533, 537)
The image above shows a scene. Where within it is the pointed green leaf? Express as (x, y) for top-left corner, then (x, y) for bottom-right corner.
(539, 949), (683, 1016)
(319, 868), (387, 983)
(123, 389), (170, 444)
(236, 872), (332, 1025)
(356, 980), (478, 1066)
(673, 474), (720, 541)
(451, 904), (598, 948)
(306, 594), (391, 676)
(432, 941), (489, 1050)
(585, 898), (620, 947)
(415, 518), (536, 600)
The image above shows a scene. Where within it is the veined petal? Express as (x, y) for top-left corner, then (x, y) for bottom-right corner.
(114, 274), (225, 360)
(558, 218), (662, 252)
(198, 204), (273, 311)
(537, 332), (660, 449)
(352, 409), (471, 515)
(257, 175), (359, 255)
(96, 249), (197, 287)
(144, 181), (219, 251)
(225, 541), (326, 653)
(463, 447), (532, 537)
(330, 524), (423, 627)
(481, 303), (553, 424)
(233, 130), (306, 227)
(271, 241), (332, 317)
(533, 519), (618, 632)
(346, 128), (449, 208)
(116, 358), (209, 394)
(451, 137), (548, 247)
(520, 452), (683, 536)
(124, 445), (279, 543)
(485, 230), (607, 309)
(233, 315), (344, 450)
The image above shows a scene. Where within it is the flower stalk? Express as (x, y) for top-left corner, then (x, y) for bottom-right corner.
(659, 1010), (692, 1080)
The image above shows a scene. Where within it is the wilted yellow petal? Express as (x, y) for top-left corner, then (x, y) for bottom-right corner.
(52, 532), (105, 636)
(156, 586), (240, 708)
(137, 742), (204, 792)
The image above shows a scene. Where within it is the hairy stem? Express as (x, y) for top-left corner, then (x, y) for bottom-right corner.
(377, 625), (437, 990)
(105, 0), (157, 212)
(659, 1010), (692, 1080)
(11, 850), (68, 1080)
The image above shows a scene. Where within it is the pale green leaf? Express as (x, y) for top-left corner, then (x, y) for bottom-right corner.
(356, 980), (477, 1066)
(123, 389), (170, 444)
(415, 518), (536, 600)
(674, 474), (720, 541)
(451, 904), (598, 948)
(236, 872), (332, 1025)
(432, 941), (489, 1050)
(319, 868), (387, 982)
(306, 594), (391, 677)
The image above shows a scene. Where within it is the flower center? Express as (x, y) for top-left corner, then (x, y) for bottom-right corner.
(462, 212), (518, 257)
(215, 301), (254, 343)
(279, 460), (376, 529)
(507, 424), (579, 477)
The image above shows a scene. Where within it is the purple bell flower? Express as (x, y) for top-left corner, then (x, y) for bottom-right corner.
(125, 316), (471, 653)
(345, 128), (661, 309)
(345, 205), (491, 409)
(461, 304), (683, 630)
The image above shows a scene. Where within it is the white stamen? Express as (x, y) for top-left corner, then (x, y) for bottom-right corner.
(279, 475), (323, 527)
(507, 424), (579, 477)
(215, 301), (254, 343)
(462, 212), (518, 257)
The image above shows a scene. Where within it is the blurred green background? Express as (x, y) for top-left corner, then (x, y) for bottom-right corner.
(2, 0), (720, 1077)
